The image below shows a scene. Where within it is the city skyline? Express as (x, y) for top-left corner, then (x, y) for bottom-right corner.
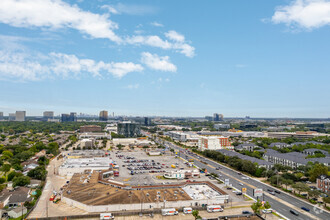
(1, 0), (330, 117)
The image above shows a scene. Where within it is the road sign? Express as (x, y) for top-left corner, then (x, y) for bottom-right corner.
(242, 188), (247, 193)
(254, 188), (263, 197)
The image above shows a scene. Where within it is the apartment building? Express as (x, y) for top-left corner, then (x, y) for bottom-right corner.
(198, 136), (232, 151)
(317, 175), (330, 193)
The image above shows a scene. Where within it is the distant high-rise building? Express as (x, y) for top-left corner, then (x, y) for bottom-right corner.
(0, 112), (3, 120)
(15, 111), (26, 121)
(8, 113), (15, 121)
(213, 113), (224, 122)
(117, 121), (141, 137)
(144, 117), (151, 126)
(99, 110), (108, 121)
(61, 112), (77, 122)
(43, 111), (54, 120)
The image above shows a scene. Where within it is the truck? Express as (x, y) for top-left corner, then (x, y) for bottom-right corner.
(207, 205), (223, 213)
(183, 207), (193, 214)
(161, 208), (178, 216)
(100, 213), (114, 219)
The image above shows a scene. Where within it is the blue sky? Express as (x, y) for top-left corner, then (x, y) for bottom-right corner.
(0, 0), (330, 117)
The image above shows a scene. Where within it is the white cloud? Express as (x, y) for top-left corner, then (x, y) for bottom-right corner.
(0, 0), (121, 42)
(127, 33), (195, 57)
(272, 0), (330, 29)
(141, 52), (177, 72)
(103, 3), (157, 15)
(165, 30), (185, 42)
(0, 50), (143, 81)
(0, 1), (195, 57)
(125, 84), (140, 89)
(151, 22), (164, 27)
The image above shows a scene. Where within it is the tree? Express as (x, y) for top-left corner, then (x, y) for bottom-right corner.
(116, 144), (124, 150)
(7, 171), (22, 181)
(28, 166), (47, 181)
(308, 189), (321, 199)
(309, 164), (328, 182)
(0, 164), (11, 174)
(264, 201), (271, 210)
(192, 210), (201, 220)
(0, 177), (5, 184)
(1, 150), (13, 160)
(292, 182), (309, 195)
(323, 195), (330, 207)
(13, 176), (30, 187)
(251, 199), (263, 215)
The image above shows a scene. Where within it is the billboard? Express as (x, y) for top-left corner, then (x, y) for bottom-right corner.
(253, 188), (263, 197)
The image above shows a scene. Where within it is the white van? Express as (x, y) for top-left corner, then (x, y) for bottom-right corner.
(161, 208), (179, 216)
(100, 213), (114, 219)
(183, 207), (193, 214)
(207, 205), (223, 213)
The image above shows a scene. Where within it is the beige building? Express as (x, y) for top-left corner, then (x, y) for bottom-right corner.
(15, 111), (26, 121)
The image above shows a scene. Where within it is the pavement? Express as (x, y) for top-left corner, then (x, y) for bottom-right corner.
(152, 136), (330, 220)
(27, 153), (89, 218)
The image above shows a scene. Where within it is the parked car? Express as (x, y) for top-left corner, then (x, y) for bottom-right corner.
(242, 211), (252, 215)
(290, 210), (299, 216)
(262, 209), (272, 214)
(301, 207), (310, 212)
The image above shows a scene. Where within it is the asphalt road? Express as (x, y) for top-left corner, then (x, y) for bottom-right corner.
(152, 137), (330, 220)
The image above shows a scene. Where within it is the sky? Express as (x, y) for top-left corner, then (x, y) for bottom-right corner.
(0, 0), (330, 118)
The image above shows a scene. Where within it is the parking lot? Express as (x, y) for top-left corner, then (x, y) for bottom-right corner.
(108, 149), (205, 186)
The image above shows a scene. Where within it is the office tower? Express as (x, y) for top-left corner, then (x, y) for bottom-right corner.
(15, 111), (26, 121)
(117, 121), (141, 137)
(43, 111), (54, 120)
(99, 110), (108, 121)
(61, 112), (77, 122)
(213, 113), (224, 122)
(144, 117), (151, 126)
(8, 113), (15, 121)
(0, 112), (3, 120)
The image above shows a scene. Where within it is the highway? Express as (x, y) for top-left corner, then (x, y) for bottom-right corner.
(152, 136), (330, 220)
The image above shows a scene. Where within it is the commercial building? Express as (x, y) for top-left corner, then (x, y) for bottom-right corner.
(15, 111), (26, 121)
(198, 136), (232, 151)
(62, 172), (229, 213)
(197, 131), (267, 138)
(267, 131), (330, 139)
(0, 112), (3, 120)
(8, 113), (15, 121)
(213, 113), (224, 121)
(117, 121), (141, 137)
(214, 124), (230, 130)
(317, 175), (330, 193)
(61, 112), (77, 122)
(65, 150), (106, 159)
(80, 125), (102, 133)
(79, 132), (111, 140)
(58, 157), (113, 177)
(43, 111), (54, 120)
(144, 117), (152, 126)
(80, 139), (94, 148)
(163, 169), (200, 179)
(99, 110), (108, 121)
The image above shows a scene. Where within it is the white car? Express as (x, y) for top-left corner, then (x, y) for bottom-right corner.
(262, 209), (272, 214)
(242, 177), (249, 180)
(239, 183), (244, 186)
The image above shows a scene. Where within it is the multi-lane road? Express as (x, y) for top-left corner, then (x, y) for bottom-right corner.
(151, 135), (330, 220)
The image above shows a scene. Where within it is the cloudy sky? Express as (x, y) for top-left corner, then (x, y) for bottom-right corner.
(0, 0), (330, 117)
